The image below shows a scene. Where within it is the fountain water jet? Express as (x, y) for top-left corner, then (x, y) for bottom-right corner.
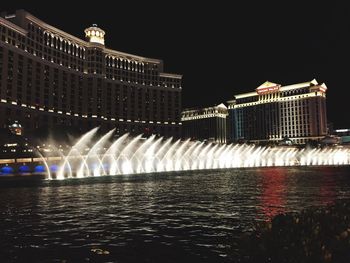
(76, 128), (115, 177)
(56, 127), (99, 180)
(45, 127), (350, 180)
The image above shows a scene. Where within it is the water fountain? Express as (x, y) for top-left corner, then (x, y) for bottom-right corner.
(41, 128), (350, 180)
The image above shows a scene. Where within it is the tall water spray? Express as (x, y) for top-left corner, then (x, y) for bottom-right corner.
(42, 128), (350, 180)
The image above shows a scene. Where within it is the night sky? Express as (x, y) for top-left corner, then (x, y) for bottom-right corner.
(2, 2), (350, 128)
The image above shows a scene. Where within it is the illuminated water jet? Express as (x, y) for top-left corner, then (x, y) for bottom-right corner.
(44, 128), (350, 180)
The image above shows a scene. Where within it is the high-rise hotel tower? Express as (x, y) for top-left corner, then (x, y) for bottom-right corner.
(0, 10), (182, 137)
(227, 79), (327, 144)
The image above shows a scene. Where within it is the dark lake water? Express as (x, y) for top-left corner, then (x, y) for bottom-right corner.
(1, 166), (350, 262)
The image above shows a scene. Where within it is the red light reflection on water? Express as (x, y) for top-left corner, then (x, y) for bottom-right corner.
(259, 168), (286, 221)
(258, 167), (338, 221)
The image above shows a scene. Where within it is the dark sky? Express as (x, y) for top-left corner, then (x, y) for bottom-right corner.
(2, 2), (350, 128)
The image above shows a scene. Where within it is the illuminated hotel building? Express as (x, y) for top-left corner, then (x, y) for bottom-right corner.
(227, 79), (327, 144)
(0, 10), (182, 137)
(181, 103), (228, 143)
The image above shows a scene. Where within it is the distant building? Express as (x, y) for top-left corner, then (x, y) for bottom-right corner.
(0, 9), (182, 138)
(227, 79), (328, 144)
(181, 103), (228, 143)
(333, 129), (350, 144)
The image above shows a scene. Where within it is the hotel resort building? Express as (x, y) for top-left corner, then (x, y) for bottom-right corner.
(227, 79), (328, 144)
(0, 10), (182, 138)
(181, 103), (228, 143)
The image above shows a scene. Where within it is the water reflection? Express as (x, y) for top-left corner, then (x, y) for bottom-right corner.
(258, 168), (287, 220)
(317, 167), (336, 206)
(1, 167), (350, 262)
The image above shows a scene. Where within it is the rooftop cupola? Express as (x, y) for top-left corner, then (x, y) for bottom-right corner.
(84, 24), (105, 45)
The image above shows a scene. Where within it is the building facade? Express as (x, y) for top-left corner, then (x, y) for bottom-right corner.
(227, 79), (327, 144)
(181, 103), (228, 143)
(0, 10), (182, 138)
(333, 129), (350, 144)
